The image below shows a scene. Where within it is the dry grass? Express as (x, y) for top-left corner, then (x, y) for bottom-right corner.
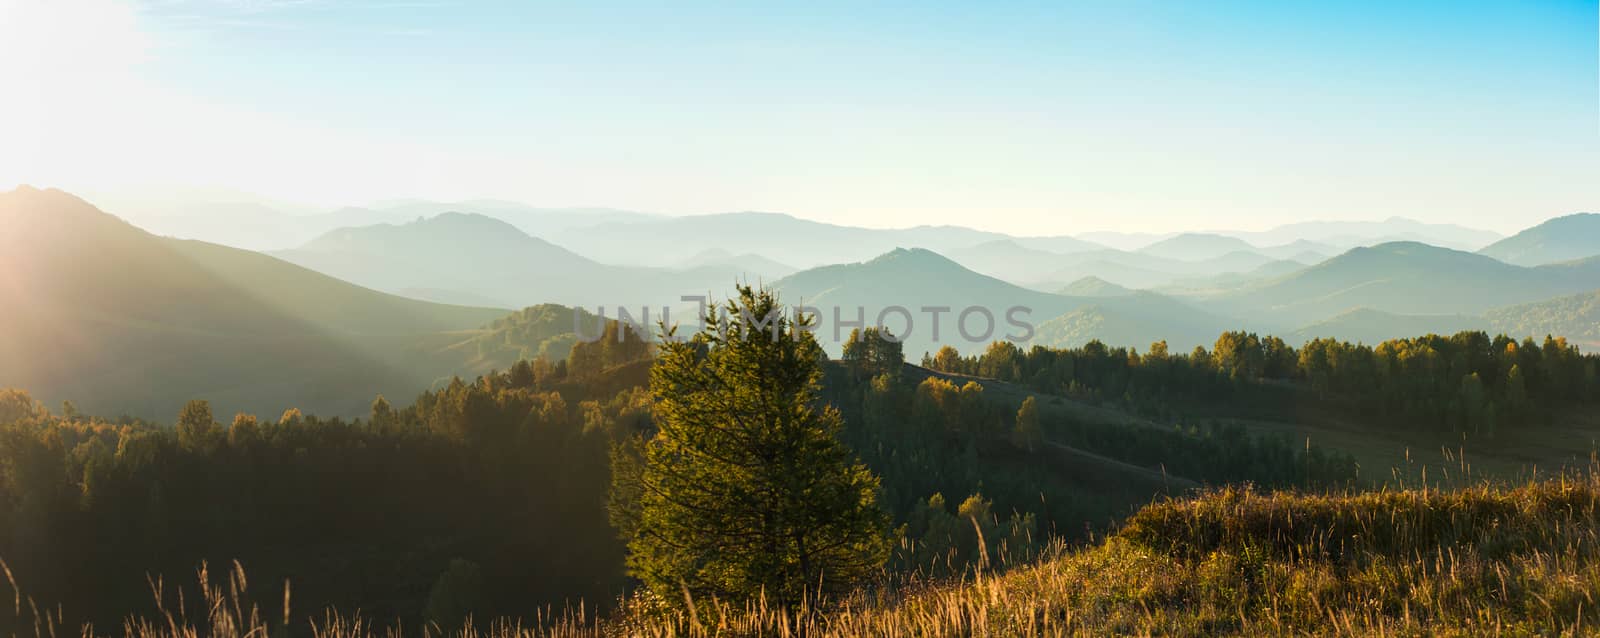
(10, 475), (1600, 637)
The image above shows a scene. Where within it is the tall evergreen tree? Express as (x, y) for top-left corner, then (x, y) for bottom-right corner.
(617, 285), (890, 606)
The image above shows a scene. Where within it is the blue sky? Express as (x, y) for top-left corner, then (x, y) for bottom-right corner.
(2, 0), (1596, 234)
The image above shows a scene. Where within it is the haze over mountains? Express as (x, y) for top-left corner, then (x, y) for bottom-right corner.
(271, 213), (764, 309)
(1478, 213), (1600, 267)
(3, 185), (1597, 419)
(0, 188), (512, 418)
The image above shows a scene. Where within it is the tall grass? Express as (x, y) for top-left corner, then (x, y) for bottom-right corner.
(9, 473), (1600, 637)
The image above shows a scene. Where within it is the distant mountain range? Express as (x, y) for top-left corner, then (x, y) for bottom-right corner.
(1204, 242), (1600, 329)
(1137, 233), (1260, 261)
(6, 186), (1598, 419)
(116, 198), (658, 252)
(1057, 277), (1135, 297)
(548, 212), (1018, 269)
(771, 248), (1231, 356)
(271, 213), (751, 309)
(1478, 213), (1600, 267)
(1220, 217), (1506, 251)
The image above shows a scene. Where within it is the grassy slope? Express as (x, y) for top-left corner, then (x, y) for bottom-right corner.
(35, 477), (1600, 637)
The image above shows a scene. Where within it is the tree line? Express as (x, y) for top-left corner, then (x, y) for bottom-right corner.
(921, 330), (1600, 435)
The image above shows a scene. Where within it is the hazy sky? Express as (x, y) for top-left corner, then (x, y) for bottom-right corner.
(1, 0), (1596, 235)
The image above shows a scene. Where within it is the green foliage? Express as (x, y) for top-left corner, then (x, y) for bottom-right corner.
(841, 327), (905, 375)
(1010, 396), (1042, 452)
(0, 362), (648, 629)
(567, 320), (651, 379)
(424, 559), (485, 632)
(923, 329), (1599, 435)
(617, 285), (891, 606)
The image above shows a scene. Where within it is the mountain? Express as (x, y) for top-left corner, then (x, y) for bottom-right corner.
(1478, 213), (1600, 266)
(1024, 247), (1286, 291)
(1206, 242), (1600, 328)
(1285, 308), (1488, 346)
(1057, 276), (1134, 297)
(1137, 233), (1259, 261)
(1188, 250), (1280, 274)
(676, 248), (797, 280)
(1225, 217), (1503, 251)
(550, 212), (1014, 269)
(1010, 235), (1107, 254)
(1075, 231), (1174, 251)
(1258, 239), (1336, 262)
(1157, 259), (1310, 294)
(1031, 293), (1232, 352)
(441, 303), (612, 376)
(1484, 289), (1600, 348)
(948, 240), (1087, 284)
(272, 214), (744, 309)
(106, 196), (661, 253)
(0, 187), (508, 419)
(772, 248), (1229, 355)
(1029, 257), (1178, 290)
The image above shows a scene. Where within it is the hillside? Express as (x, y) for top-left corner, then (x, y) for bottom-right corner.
(1032, 295), (1230, 351)
(273, 214), (745, 308)
(39, 478), (1600, 637)
(1056, 276), (1134, 297)
(1485, 288), (1600, 347)
(0, 187), (508, 418)
(1158, 258), (1308, 293)
(1208, 241), (1600, 327)
(1478, 212), (1600, 266)
(1227, 216), (1504, 250)
(948, 239), (1084, 283)
(1285, 308), (1487, 345)
(675, 248), (796, 280)
(1137, 232), (1258, 261)
(773, 248), (1228, 355)
(551, 211), (1014, 269)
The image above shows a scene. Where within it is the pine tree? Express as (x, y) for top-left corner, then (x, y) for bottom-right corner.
(617, 285), (890, 606)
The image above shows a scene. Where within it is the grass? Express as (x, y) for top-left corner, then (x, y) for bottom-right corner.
(9, 474), (1600, 637)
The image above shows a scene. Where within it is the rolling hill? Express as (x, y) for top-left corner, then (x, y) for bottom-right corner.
(1225, 216), (1504, 251)
(1484, 289), (1600, 347)
(1056, 276), (1135, 297)
(676, 248), (797, 280)
(1477, 213), (1600, 266)
(1284, 308), (1487, 345)
(1137, 233), (1258, 261)
(272, 214), (747, 309)
(772, 248), (1230, 355)
(1206, 242), (1600, 328)
(549, 212), (1016, 269)
(0, 187), (510, 419)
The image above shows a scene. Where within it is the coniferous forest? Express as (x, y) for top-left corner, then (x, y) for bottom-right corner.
(5, 3), (1600, 632)
(5, 282), (1599, 634)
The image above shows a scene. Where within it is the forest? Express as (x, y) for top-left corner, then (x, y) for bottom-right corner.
(922, 330), (1600, 435)
(0, 305), (1398, 632)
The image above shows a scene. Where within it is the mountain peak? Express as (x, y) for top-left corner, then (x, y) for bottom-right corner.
(1058, 276), (1134, 297)
(1478, 212), (1600, 267)
(866, 246), (950, 265)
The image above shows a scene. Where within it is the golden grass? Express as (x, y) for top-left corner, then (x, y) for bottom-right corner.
(10, 475), (1600, 637)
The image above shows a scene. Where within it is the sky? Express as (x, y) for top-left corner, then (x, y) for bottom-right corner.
(0, 0), (1596, 235)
